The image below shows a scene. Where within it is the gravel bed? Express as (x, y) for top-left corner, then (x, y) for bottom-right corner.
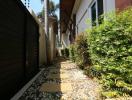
(18, 59), (101, 100)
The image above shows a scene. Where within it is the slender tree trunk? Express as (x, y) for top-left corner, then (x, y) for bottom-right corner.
(44, 0), (50, 63)
(44, 0), (49, 37)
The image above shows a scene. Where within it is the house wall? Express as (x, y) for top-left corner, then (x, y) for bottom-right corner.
(49, 25), (53, 61)
(76, 0), (92, 34)
(103, 0), (115, 14)
(75, 0), (131, 34)
(31, 10), (47, 66)
(48, 20), (57, 63)
(64, 0), (131, 47)
(115, 0), (132, 10)
(39, 27), (47, 65)
(75, 0), (115, 34)
(62, 32), (70, 48)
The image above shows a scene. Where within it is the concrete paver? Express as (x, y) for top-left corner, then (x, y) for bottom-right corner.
(40, 83), (72, 92)
(19, 57), (101, 100)
(47, 73), (69, 79)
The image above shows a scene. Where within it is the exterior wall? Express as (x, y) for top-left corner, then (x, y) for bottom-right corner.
(74, 0), (117, 34)
(76, 0), (92, 34)
(64, 0), (132, 47)
(39, 26), (47, 65)
(62, 32), (70, 48)
(48, 20), (57, 63)
(49, 25), (53, 61)
(31, 10), (47, 66)
(103, 0), (115, 14)
(32, 12), (58, 64)
(115, 0), (132, 10)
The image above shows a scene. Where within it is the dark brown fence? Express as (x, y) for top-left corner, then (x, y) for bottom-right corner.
(0, 0), (39, 99)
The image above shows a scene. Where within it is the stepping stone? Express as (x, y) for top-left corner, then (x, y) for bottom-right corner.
(49, 68), (60, 70)
(49, 69), (65, 73)
(60, 63), (76, 69)
(49, 71), (64, 74)
(47, 73), (69, 79)
(40, 83), (72, 92)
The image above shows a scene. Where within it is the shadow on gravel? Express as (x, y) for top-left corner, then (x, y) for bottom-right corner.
(18, 57), (68, 100)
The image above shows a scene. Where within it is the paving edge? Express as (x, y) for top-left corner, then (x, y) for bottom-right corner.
(11, 68), (45, 100)
(105, 98), (132, 100)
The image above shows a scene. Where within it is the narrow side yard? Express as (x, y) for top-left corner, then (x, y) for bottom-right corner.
(18, 57), (101, 100)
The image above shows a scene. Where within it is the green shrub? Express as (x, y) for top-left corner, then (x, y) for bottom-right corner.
(68, 33), (91, 69)
(61, 49), (65, 56)
(64, 48), (69, 57)
(61, 48), (69, 58)
(75, 33), (91, 69)
(87, 8), (132, 98)
(69, 44), (76, 62)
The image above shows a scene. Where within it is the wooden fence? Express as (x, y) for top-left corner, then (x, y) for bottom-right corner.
(0, 0), (39, 99)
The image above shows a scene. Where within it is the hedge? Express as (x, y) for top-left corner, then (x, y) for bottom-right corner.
(68, 8), (132, 98)
(61, 48), (70, 58)
(68, 33), (91, 69)
(87, 8), (132, 98)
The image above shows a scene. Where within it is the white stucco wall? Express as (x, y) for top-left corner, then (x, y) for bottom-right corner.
(62, 32), (70, 48)
(75, 0), (116, 34)
(63, 0), (116, 47)
(103, 0), (115, 14)
(30, 10), (47, 65)
(76, 0), (92, 34)
(48, 21), (57, 62)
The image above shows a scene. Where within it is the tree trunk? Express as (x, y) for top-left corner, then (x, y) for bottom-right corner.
(44, 0), (51, 63)
(44, 0), (49, 37)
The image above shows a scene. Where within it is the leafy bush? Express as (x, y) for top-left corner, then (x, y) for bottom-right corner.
(61, 48), (69, 58)
(61, 49), (65, 56)
(87, 8), (132, 98)
(75, 33), (91, 69)
(69, 44), (76, 62)
(64, 48), (69, 57)
(68, 33), (91, 69)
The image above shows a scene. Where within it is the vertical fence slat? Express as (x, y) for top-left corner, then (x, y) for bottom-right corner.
(0, 0), (39, 99)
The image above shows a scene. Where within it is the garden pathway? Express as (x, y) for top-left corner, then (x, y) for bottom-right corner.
(19, 57), (101, 100)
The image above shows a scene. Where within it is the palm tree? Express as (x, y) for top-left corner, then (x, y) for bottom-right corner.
(48, 1), (59, 16)
(41, 0), (49, 37)
(40, 0), (59, 63)
(40, 0), (59, 37)
(45, 0), (49, 37)
(39, 0), (59, 17)
(38, 0), (59, 37)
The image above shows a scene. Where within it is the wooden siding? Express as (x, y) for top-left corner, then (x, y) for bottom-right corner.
(0, 0), (39, 99)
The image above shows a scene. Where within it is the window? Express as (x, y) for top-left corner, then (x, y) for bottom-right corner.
(97, 0), (104, 24)
(90, 0), (104, 26)
(91, 2), (96, 26)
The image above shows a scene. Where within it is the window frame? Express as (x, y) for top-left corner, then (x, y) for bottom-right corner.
(89, 0), (104, 26)
(89, 0), (98, 26)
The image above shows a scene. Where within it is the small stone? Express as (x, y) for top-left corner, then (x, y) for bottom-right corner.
(18, 58), (101, 100)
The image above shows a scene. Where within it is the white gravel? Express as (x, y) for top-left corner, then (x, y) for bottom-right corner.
(18, 58), (101, 100)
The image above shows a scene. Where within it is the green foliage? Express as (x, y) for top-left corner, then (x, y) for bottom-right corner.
(68, 33), (91, 69)
(64, 48), (69, 57)
(75, 33), (91, 69)
(61, 48), (70, 58)
(38, 0), (59, 18)
(86, 8), (132, 98)
(61, 49), (65, 56)
(84, 65), (101, 79)
(102, 91), (119, 98)
(69, 44), (76, 62)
